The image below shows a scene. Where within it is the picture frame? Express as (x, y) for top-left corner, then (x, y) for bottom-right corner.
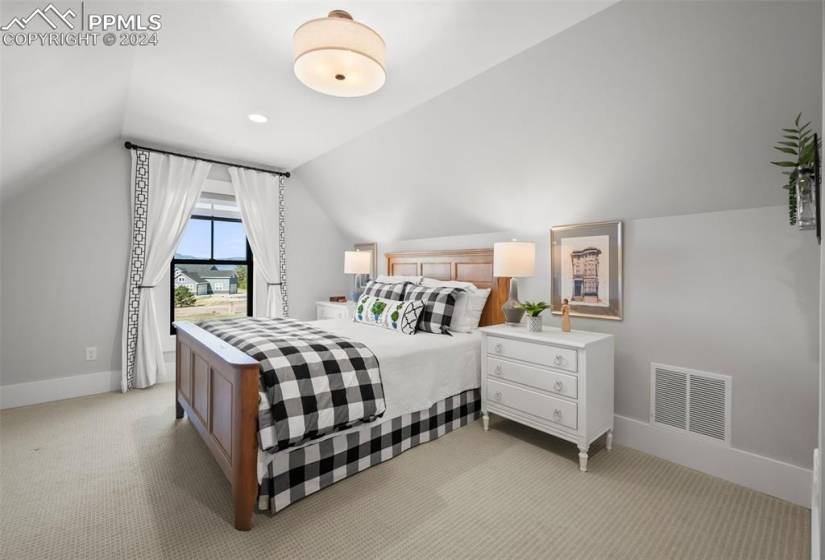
(353, 242), (378, 279)
(550, 220), (623, 320)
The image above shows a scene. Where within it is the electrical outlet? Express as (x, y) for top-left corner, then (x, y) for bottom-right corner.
(85, 346), (97, 361)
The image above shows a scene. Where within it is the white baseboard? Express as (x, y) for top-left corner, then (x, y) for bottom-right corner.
(614, 414), (812, 508)
(0, 373), (813, 507)
(0, 362), (175, 410)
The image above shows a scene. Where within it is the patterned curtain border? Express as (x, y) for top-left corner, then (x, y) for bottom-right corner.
(278, 175), (288, 317)
(124, 149), (150, 390)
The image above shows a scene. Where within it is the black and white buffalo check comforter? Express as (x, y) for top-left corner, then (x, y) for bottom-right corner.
(199, 317), (385, 452)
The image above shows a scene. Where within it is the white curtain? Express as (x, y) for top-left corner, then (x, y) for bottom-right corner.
(121, 150), (211, 392)
(228, 167), (287, 317)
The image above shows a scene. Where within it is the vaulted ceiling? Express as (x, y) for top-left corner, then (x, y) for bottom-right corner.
(1, 0), (616, 199)
(294, 0), (823, 242)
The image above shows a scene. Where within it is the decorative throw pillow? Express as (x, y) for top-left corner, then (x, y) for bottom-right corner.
(403, 285), (464, 334)
(420, 278), (491, 332)
(354, 294), (425, 335)
(450, 288), (491, 333)
(361, 280), (411, 301)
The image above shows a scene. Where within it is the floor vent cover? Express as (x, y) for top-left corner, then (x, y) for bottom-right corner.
(650, 363), (731, 445)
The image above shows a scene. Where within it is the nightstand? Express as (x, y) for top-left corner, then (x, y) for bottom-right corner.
(479, 324), (614, 472)
(315, 301), (355, 321)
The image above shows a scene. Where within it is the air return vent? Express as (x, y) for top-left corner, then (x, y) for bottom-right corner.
(650, 363), (731, 445)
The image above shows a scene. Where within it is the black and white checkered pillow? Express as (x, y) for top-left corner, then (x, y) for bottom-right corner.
(362, 280), (411, 301)
(404, 285), (464, 334)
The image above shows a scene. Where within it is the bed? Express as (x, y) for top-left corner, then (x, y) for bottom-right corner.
(174, 248), (509, 530)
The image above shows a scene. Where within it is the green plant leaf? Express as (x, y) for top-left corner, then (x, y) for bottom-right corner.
(773, 146), (796, 155)
(795, 112), (801, 126)
(771, 161), (798, 167)
(776, 141), (798, 148)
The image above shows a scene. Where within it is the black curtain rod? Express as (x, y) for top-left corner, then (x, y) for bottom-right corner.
(123, 141), (290, 178)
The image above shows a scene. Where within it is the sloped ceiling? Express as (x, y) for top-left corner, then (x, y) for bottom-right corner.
(0, 0), (616, 199)
(294, 0), (823, 242)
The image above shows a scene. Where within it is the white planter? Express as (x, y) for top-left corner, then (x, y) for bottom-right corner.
(526, 316), (543, 332)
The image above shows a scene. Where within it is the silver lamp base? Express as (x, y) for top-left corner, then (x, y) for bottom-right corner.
(502, 277), (525, 325)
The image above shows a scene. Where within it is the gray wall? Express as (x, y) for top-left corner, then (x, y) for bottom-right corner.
(284, 176), (354, 321)
(295, 1), (822, 241)
(380, 205), (820, 468)
(1, 141), (131, 385)
(819, 0), (824, 550)
(291, 1), (822, 469)
(0, 140), (350, 386)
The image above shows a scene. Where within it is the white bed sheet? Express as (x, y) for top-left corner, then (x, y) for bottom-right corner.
(257, 320), (482, 481)
(315, 319), (482, 420)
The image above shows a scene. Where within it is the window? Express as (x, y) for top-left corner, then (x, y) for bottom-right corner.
(171, 198), (252, 334)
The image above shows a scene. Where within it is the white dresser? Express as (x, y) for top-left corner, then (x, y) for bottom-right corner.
(479, 324), (614, 471)
(315, 301), (355, 321)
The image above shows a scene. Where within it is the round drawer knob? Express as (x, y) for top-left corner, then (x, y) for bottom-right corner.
(494, 365), (503, 375)
(494, 344), (504, 354)
(553, 409), (562, 419)
(553, 355), (564, 365)
(553, 380), (564, 392)
(494, 391), (502, 401)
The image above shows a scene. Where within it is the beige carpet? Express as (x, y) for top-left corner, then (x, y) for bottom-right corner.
(0, 384), (810, 560)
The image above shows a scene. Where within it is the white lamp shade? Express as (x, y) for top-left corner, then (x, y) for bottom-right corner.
(294, 11), (386, 97)
(344, 250), (371, 274)
(493, 241), (535, 278)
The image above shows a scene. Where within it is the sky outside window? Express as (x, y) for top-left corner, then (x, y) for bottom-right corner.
(176, 219), (210, 259)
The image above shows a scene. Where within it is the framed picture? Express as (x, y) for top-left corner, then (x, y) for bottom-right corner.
(353, 242), (378, 279)
(550, 221), (623, 320)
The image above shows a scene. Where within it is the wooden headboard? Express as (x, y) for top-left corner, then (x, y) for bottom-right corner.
(385, 248), (509, 327)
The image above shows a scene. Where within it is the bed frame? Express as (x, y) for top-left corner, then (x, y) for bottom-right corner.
(174, 248), (508, 530)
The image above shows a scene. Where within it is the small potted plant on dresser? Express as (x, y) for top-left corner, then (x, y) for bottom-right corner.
(516, 301), (550, 332)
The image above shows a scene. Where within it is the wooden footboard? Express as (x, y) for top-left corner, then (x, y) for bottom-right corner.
(174, 321), (260, 531)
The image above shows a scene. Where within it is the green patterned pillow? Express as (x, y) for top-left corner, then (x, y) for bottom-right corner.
(354, 295), (425, 335)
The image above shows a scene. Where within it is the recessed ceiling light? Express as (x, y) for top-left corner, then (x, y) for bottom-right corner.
(248, 113), (268, 123)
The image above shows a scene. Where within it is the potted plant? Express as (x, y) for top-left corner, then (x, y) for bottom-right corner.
(516, 301), (550, 332)
(771, 113), (817, 228)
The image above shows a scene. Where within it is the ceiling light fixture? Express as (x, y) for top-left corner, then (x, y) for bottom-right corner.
(293, 10), (386, 98)
(248, 113), (268, 123)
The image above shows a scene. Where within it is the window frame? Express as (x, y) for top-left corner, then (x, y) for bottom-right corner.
(170, 214), (253, 334)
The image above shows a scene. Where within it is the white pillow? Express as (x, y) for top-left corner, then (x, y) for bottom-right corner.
(375, 275), (423, 285)
(450, 288), (491, 332)
(421, 278), (479, 293)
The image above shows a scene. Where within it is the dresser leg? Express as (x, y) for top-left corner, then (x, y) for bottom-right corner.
(482, 413), (490, 431)
(578, 445), (589, 472)
(606, 429), (613, 451)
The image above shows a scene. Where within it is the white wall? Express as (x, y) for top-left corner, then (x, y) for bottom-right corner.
(284, 176), (355, 320)
(818, 0), (824, 552)
(291, 0), (823, 472)
(0, 141), (350, 387)
(381, 205), (820, 469)
(295, 1), (822, 242)
(1, 141), (130, 386)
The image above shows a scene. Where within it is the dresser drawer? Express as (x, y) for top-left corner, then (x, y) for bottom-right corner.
(487, 379), (577, 430)
(487, 357), (577, 399)
(487, 336), (578, 373)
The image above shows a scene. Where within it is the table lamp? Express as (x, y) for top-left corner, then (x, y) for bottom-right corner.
(493, 240), (536, 325)
(344, 250), (372, 302)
